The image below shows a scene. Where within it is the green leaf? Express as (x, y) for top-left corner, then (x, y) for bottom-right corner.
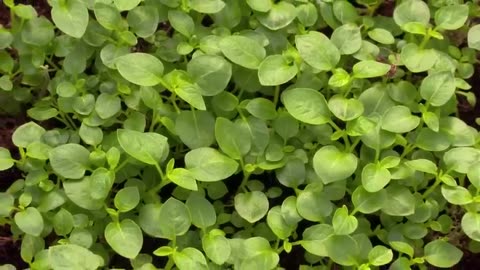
(49, 144), (90, 179)
(168, 10), (195, 37)
(187, 55), (232, 96)
(117, 129), (169, 165)
(361, 163), (391, 192)
(53, 208), (74, 236)
(234, 191), (269, 223)
(114, 0), (142, 10)
(245, 98), (277, 120)
(444, 147), (480, 173)
(48, 244), (103, 269)
(168, 168), (198, 191)
(219, 35), (266, 69)
(267, 206), (296, 239)
(331, 24), (362, 55)
(435, 4), (469, 30)
(313, 145), (358, 184)
(381, 185), (415, 216)
(416, 128), (451, 152)
(352, 186), (387, 214)
(246, 0), (271, 12)
(468, 165), (480, 190)
(12, 122), (45, 148)
(0, 193), (14, 217)
(462, 212), (480, 242)
(21, 234), (44, 263)
(257, 1), (297, 30)
(297, 184), (333, 221)
(202, 231), (231, 265)
(95, 93), (121, 119)
(190, 0), (225, 14)
(281, 88), (330, 125)
(405, 159), (437, 175)
(185, 147), (238, 182)
(368, 28), (395, 44)
(424, 240), (462, 268)
(14, 207), (44, 236)
(64, 176), (104, 210)
(381, 105), (420, 133)
(158, 198), (191, 240)
(468, 25), (480, 50)
(325, 235), (359, 266)
(297, 3), (318, 27)
(301, 224), (334, 257)
(332, 206), (358, 235)
(352, 60), (391, 78)
(0, 148), (14, 171)
(295, 31), (340, 71)
(368, 246), (393, 266)
(328, 95), (364, 121)
(420, 71), (456, 107)
(105, 219), (143, 259)
(173, 247), (208, 270)
(441, 185), (473, 205)
(332, 0), (358, 24)
(79, 123), (103, 146)
(115, 53), (164, 86)
(215, 117), (251, 159)
(186, 193), (216, 229)
(258, 55), (297, 86)
(51, 0), (89, 38)
(401, 43), (437, 73)
(114, 187), (140, 212)
(175, 110), (215, 149)
(393, 0), (430, 27)
(94, 3), (122, 30)
(127, 6), (159, 38)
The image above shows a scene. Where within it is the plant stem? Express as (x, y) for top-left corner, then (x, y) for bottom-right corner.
(273, 85), (280, 108)
(419, 33), (431, 49)
(165, 256), (175, 270)
(422, 176), (441, 199)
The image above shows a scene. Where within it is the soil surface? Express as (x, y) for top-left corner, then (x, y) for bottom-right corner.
(1, 1), (480, 269)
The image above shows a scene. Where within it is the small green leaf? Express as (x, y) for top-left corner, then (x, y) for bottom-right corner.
(368, 246), (393, 266)
(173, 247), (208, 270)
(424, 240), (462, 268)
(295, 31), (340, 71)
(468, 25), (480, 50)
(352, 60), (391, 78)
(186, 193), (216, 229)
(185, 147), (238, 182)
(401, 43), (437, 73)
(190, 0), (225, 14)
(158, 198), (191, 240)
(187, 55), (232, 96)
(301, 224), (334, 257)
(219, 35), (266, 69)
(257, 1), (297, 30)
(247, 0), (271, 12)
(115, 53), (164, 86)
(381, 105), (420, 133)
(368, 28), (395, 44)
(352, 186), (387, 214)
(332, 206), (358, 235)
(313, 145), (358, 184)
(168, 168), (198, 191)
(361, 163), (391, 192)
(114, 0), (142, 10)
(282, 88), (331, 125)
(420, 71), (456, 107)
(49, 244), (103, 269)
(381, 185), (415, 216)
(325, 235), (359, 266)
(441, 185), (473, 205)
(245, 98), (278, 120)
(331, 24), (362, 55)
(258, 55), (297, 86)
(49, 144), (90, 179)
(297, 184), (333, 221)
(435, 4), (469, 30)
(51, 0), (89, 38)
(15, 207), (44, 236)
(105, 219), (143, 259)
(117, 129), (169, 165)
(114, 187), (140, 212)
(328, 95), (364, 121)
(12, 122), (46, 148)
(234, 191), (269, 223)
(393, 0), (430, 27)
(215, 117), (251, 160)
(462, 212), (480, 242)
(175, 110), (215, 149)
(168, 10), (195, 37)
(0, 148), (14, 171)
(202, 231), (231, 265)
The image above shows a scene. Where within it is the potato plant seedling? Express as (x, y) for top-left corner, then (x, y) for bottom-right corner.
(1, 0), (480, 269)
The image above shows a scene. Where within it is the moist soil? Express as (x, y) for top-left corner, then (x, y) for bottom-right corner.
(1, 1), (480, 269)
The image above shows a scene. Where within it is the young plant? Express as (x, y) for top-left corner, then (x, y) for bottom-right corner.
(0, 0), (480, 269)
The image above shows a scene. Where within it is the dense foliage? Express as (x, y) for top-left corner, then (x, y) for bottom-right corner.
(1, 0), (480, 269)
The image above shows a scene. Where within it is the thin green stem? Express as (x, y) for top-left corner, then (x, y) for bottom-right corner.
(165, 256), (175, 270)
(422, 175), (442, 199)
(273, 85), (280, 108)
(328, 120), (351, 150)
(149, 109), (157, 132)
(45, 57), (60, 70)
(419, 33), (431, 49)
(114, 158), (130, 172)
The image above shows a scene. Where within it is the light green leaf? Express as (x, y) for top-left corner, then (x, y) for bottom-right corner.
(441, 185), (473, 205)
(0, 148), (14, 171)
(281, 88), (330, 125)
(297, 184), (333, 221)
(258, 55), (297, 86)
(468, 25), (480, 50)
(393, 0), (430, 27)
(114, 187), (140, 212)
(49, 244), (103, 269)
(313, 145), (358, 184)
(158, 198), (191, 240)
(215, 117), (251, 160)
(15, 207), (44, 236)
(420, 71), (456, 107)
(257, 1), (297, 30)
(331, 24), (362, 55)
(168, 10), (195, 37)
(51, 0), (89, 38)
(245, 98), (277, 120)
(202, 231), (231, 265)
(424, 240), (462, 268)
(462, 212), (480, 242)
(94, 3), (122, 31)
(401, 43), (437, 73)
(234, 191), (269, 223)
(95, 93), (121, 119)
(186, 193), (216, 229)
(115, 53), (164, 86)
(332, 206), (358, 235)
(175, 110), (215, 149)
(381, 185), (415, 216)
(352, 186), (387, 214)
(368, 246), (393, 266)
(12, 122), (45, 148)
(381, 105), (420, 133)
(325, 235), (359, 266)
(117, 129), (169, 165)
(301, 224), (334, 257)
(246, 0), (271, 12)
(168, 168), (198, 191)
(361, 163), (391, 192)
(435, 4), (469, 30)
(114, 0), (141, 10)
(173, 247), (208, 270)
(267, 206), (296, 239)
(49, 144), (90, 179)
(352, 60), (391, 78)
(187, 55), (232, 96)
(368, 28), (395, 44)
(105, 219), (143, 259)
(295, 31), (340, 71)
(190, 0), (225, 14)
(328, 95), (364, 122)
(185, 147), (238, 182)
(219, 35), (266, 69)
